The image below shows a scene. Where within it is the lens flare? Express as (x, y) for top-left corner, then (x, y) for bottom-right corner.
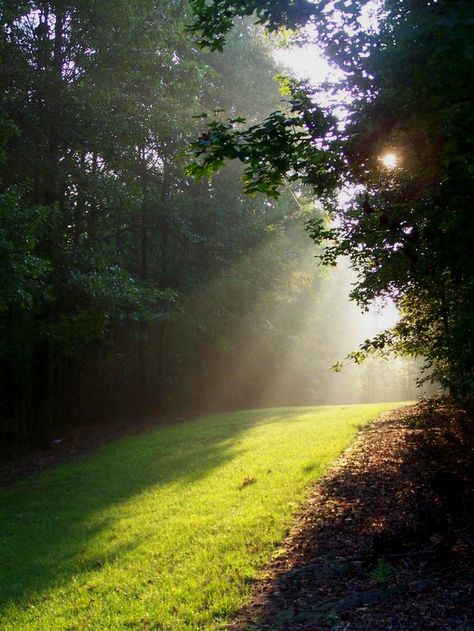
(381, 152), (398, 169)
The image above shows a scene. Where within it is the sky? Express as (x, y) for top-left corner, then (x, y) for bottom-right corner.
(273, 43), (337, 85)
(272, 40), (400, 335)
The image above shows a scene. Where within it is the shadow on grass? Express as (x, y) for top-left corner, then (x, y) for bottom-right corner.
(0, 407), (303, 613)
(229, 403), (474, 631)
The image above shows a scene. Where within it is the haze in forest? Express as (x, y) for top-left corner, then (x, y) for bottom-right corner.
(185, 228), (432, 413)
(0, 6), (434, 446)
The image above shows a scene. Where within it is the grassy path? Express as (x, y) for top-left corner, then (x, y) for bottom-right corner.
(0, 403), (405, 630)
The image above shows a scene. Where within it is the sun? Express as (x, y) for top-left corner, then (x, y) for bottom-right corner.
(380, 152), (399, 169)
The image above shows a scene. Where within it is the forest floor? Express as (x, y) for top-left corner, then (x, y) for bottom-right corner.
(228, 401), (474, 631)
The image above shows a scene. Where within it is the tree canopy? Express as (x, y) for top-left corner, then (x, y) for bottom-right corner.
(0, 0), (442, 445)
(187, 0), (474, 398)
(0, 1), (304, 441)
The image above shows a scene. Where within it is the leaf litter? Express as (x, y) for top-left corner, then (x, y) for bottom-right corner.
(228, 401), (474, 631)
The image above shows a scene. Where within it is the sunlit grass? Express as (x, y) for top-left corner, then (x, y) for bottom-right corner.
(0, 403), (407, 630)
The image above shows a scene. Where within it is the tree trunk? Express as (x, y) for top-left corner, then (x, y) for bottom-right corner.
(30, 339), (51, 447)
(137, 149), (149, 411)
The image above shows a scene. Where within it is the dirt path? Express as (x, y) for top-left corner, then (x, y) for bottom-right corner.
(228, 402), (473, 630)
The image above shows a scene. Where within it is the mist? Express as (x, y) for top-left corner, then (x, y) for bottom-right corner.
(0, 6), (436, 445)
(168, 218), (435, 414)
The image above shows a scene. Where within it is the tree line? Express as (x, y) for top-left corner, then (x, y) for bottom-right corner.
(188, 0), (474, 401)
(0, 0), (437, 446)
(0, 1), (288, 443)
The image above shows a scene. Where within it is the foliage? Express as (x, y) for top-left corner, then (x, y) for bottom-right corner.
(188, 0), (474, 398)
(0, 1), (306, 439)
(0, 189), (50, 313)
(0, 0), (435, 442)
(188, 0), (315, 51)
(369, 559), (394, 585)
(184, 78), (341, 198)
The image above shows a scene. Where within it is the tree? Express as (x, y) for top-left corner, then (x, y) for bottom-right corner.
(1, 0), (192, 441)
(2, 1), (330, 440)
(187, 0), (474, 398)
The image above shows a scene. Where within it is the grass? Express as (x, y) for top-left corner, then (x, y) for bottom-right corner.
(0, 403), (406, 630)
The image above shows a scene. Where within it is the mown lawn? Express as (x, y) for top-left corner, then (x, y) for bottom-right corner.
(0, 403), (406, 630)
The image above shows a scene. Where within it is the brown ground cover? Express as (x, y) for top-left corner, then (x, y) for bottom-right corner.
(228, 401), (473, 631)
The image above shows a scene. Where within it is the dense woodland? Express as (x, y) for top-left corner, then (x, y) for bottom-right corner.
(0, 0), (469, 446)
(188, 0), (473, 398)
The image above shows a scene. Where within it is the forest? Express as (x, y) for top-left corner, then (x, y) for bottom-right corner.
(0, 0), (438, 446)
(0, 1), (472, 629)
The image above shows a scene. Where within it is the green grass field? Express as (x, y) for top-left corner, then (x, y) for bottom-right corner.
(0, 403), (406, 630)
